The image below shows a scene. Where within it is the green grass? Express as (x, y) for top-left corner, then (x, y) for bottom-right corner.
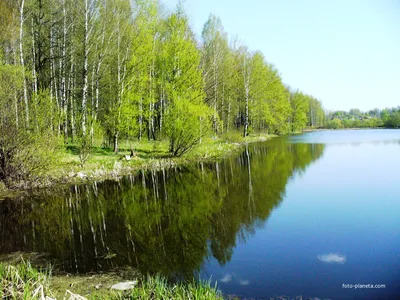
(49, 133), (276, 179)
(0, 132), (277, 196)
(0, 262), (222, 300)
(0, 261), (52, 299)
(129, 275), (222, 300)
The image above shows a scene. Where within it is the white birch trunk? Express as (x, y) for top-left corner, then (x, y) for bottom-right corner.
(30, 18), (37, 94)
(243, 55), (251, 137)
(19, 0), (29, 126)
(62, 0), (68, 141)
(82, 0), (90, 136)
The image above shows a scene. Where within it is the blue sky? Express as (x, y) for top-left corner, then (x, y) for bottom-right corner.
(162, 0), (400, 112)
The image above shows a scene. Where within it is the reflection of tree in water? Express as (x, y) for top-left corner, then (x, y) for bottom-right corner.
(0, 167), (224, 279)
(0, 140), (324, 280)
(209, 139), (325, 265)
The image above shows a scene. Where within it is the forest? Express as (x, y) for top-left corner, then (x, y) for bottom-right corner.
(0, 0), (325, 187)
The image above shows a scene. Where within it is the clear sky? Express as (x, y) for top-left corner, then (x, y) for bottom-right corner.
(162, 0), (400, 112)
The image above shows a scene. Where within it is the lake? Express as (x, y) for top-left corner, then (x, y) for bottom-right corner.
(1, 129), (399, 299)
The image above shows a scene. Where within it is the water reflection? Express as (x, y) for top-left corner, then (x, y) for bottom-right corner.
(0, 140), (325, 279)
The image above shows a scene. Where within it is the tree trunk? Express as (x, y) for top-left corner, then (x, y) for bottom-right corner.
(221, 82), (225, 134)
(30, 18), (37, 95)
(148, 66), (152, 140)
(82, 0), (89, 136)
(62, 0), (68, 142)
(159, 88), (164, 138)
(227, 100), (231, 132)
(243, 85), (249, 137)
(14, 94), (19, 129)
(49, 5), (59, 135)
(243, 55), (250, 137)
(90, 62), (95, 141)
(113, 132), (119, 153)
(93, 22), (107, 144)
(139, 97), (143, 140)
(114, 17), (122, 153)
(19, 0), (29, 127)
(69, 58), (76, 142)
(213, 55), (218, 134)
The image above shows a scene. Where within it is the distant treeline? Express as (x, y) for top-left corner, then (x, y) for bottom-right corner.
(325, 107), (400, 129)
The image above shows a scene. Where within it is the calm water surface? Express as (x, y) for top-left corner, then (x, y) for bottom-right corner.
(1, 129), (399, 299)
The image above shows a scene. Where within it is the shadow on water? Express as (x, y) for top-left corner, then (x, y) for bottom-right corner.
(0, 139), (325, 280)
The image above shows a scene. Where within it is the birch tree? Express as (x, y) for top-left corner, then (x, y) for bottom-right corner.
(102, 0), (133, 152)
(238, 46), (252, 137)
(161, 8), (212, 156)
(201, 14), (228, 134)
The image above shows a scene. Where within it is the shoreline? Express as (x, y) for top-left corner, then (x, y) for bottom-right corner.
(0, 133), (277, 199)
(303, 127), (397, 132)
(0, 261), (222, 299)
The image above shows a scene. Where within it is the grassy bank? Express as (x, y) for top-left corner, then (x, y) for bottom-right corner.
(0, 262), (222, 300)
(1, 133), (276, 196)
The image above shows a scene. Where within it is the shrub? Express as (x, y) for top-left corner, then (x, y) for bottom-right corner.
(326, 118), (343, 129)
(0, 65), (59, 187)
(76, 133), (93, 168)
(165, 100), (213, 157)
(0, 121), (59, 187)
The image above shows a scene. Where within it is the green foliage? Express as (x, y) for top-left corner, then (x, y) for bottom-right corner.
(289, 90), (309, 132)
(91, 118), (106, 147)
(0, 1), (17, 62)
(247, 53), (291, 134)
(0, 120), (60, 186)
(160, 10), (212, 156)
(30, 90), (57, 133)
(104, 93), (139, 144)
(0, 65), (59, 187)
(325, 107), (399, 129)
(247, 52), (275, 131)
(307, 96), (325, 127)
(0, 181), (6, 193)
(201, 14), (229, 134)
(73, 111), (95, 167)
(0, 63), (24, 124)
(385, 111), (400, 128)
(326, 118), (344, 129)
(77, 132), (93, 168)
(166, 100), (213, 156)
